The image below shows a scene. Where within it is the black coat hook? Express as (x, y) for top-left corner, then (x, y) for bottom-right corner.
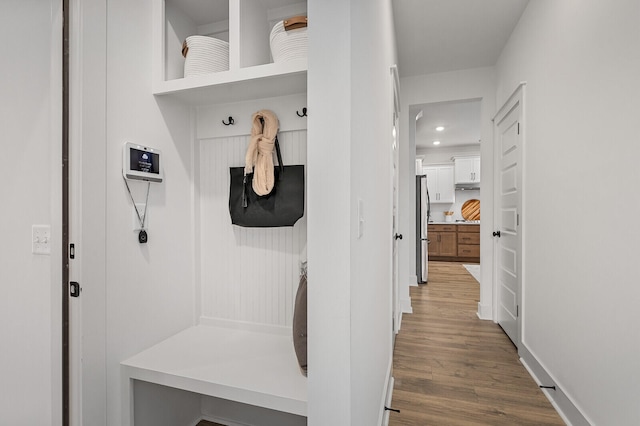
(222, 116), (235, 126)
(296, 107), (307, 117)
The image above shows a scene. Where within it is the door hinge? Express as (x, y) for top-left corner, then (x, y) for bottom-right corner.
(70, 281), (81, 298)
(69, 243), (75, 259)
(517, 305), (519, 317)
(517, 122), (520, 135)
(517, 214), (519, 226)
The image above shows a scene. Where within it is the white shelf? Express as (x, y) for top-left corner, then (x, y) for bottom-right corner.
(155, 0), (307, 105)
(153, 58), (307, 105)
(121, 324), (308, 417)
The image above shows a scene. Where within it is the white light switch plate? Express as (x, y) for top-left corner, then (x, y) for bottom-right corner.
(358, 199), (364, 239)
(32, 225), (51, 255)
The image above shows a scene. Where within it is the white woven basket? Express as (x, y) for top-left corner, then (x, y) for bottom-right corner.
(183, 35), (229, 77)
(269, 20), (308, 63)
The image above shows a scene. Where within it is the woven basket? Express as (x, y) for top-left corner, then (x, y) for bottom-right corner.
(182, 35), (229, 77)
(270, 17), (308, 63)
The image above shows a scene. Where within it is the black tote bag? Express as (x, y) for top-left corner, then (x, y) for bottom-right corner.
(229, 137), (305, 227)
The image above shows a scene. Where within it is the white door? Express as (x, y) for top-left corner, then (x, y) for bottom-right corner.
(392, 122), (401, 335)
(69, 92), (83, 426)
(391, 66), (401, 336)
(494, 85), (524, 347)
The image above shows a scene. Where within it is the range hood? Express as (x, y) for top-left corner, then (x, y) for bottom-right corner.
(455, 183), (480, 191)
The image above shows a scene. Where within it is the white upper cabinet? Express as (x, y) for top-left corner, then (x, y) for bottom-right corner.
(454, 156), (481, 184)
(154, 0), (308, 104)
(424, 164), (455, 204)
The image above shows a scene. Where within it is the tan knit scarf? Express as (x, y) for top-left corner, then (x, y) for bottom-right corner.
(245, 109), (279, 196)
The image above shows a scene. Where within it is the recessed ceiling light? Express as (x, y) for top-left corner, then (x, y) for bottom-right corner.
(435, 126), (444, 132)
(433, 141), (440, 145)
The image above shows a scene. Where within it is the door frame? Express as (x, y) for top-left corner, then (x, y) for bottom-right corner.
(62, 0), (73, 423)
(67, 0), (109, 424)
(492, 82), (526, 348)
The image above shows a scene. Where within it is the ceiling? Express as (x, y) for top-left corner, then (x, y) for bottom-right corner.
(412, 99), (482, 149)
(392, 0), (529, 78)
(392, 0), (529, 149)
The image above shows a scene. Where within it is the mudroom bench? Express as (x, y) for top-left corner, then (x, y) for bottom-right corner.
(121, 323), (307, 426)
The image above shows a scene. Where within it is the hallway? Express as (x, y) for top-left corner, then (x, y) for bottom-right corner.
(389, 262), (565, 425)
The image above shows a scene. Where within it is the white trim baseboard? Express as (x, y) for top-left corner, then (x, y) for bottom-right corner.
(401, 297), (413, 314)
(378, 358), (394, 426)
(409, 275), (418, 287)
(519, 344), (592, 426)
(476, 302), (492, 320)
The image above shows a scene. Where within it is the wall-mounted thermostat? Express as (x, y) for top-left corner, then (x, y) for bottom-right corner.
(123, 142), (164, 183)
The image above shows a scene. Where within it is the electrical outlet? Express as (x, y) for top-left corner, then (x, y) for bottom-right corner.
(32, 225), (51, 255)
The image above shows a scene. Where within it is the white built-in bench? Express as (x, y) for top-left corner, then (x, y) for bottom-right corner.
(121, 323), (307, 426)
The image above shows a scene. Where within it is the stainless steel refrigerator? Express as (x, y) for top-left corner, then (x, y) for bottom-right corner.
(416, 175), (431, 283)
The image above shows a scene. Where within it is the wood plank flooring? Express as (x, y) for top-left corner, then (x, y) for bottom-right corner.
(196, 420), (225, 426)
(389, 262), (565, 426)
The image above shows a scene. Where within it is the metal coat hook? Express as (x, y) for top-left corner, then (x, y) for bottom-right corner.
(296, 107), (307, 117)
(222, 116), (235, 126)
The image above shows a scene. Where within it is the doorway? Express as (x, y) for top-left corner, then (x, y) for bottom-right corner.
(412, 99), (483, 279)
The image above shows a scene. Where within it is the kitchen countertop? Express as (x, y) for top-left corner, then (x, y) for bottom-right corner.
(428, 221), (480, 225)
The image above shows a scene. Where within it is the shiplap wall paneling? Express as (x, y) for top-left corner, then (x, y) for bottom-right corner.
(199, 130), (307, 328)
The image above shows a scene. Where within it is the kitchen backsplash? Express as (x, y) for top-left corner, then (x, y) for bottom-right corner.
(429, 189), (480, 222)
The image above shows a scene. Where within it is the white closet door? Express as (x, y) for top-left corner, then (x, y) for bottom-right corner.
(494, 86), (524, 347)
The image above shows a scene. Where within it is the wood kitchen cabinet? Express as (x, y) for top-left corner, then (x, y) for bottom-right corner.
(457, 224), (480, 261)
(428, 224), (457, 258)
(428, 224), (480, 262)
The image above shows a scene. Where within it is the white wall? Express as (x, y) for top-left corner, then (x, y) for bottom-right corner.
(106, 0), (196, 421)
(495, 1), (640, 424)
(0, 1), (62, 424)
(307, 1), (353, 423)
(350, 1), (396, 424)
(428, 189), (480, 224)
(308, 0), (396, 424)
(77, 0), (196, 424)
(197, 129), (307, 327)
(399, 67), (495, 318)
